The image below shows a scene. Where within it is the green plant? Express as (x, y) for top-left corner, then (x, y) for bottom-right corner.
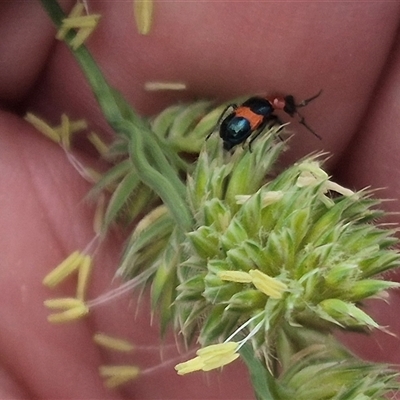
(38, 1), (400, 398)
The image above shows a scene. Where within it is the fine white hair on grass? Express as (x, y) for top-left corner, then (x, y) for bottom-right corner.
(80, 234), (101, 256)
(64, 148), (99, 183)
(87, 265), (157, 308)
(225, 311), (264, 346)
(143, 351), (196, 376)
(82, 0), (90, 14)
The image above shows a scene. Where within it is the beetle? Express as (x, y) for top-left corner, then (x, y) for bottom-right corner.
(207, 90), (322, 151)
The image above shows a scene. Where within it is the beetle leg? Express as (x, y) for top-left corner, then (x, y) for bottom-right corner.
(247, 115), (281, 152)
(297, 112), (321, 140)
(247, 122), (266, 152)
(293, 90), (322, 140)
(206, 104), (237, 140)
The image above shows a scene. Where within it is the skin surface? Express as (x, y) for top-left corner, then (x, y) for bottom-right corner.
(1, 1), (400, 398)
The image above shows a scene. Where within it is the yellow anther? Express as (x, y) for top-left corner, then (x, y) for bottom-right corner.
(43, 251), (83, 288)
(325, 181), (356, 197)
(47, 302), (89, 323)
(133, 0), (154, 35)
(24, 113), (60, 143)
(60, 113), (71, 149)
(99, 365), (140, 388)
(202, 352), (240, 372)
(44, 297), (84, 310)
(43, 252), (94, 323)
(76, 255), (93, 301)
(196, 341), (238, 356)
(218, 270), (252, 283)
(248, 270), (287, 299)
(25, 113), (87, 148)
(144, 82), (186, 91)
(175, 342), (239, 375)
(132, 205), (168, 239)
(87, 132), (109, 156)
(261, 191), (284, 207)
(61, 16), (100, 29)
(56, 2), (101, 50)
(43, 251), (94, 300)
(175, 356), (204, 375)
(69, 19), (101, 50)
(56, 2), (86, 40)
(93, 333), (135, 352)
(93, 194), (106, 235)
(54, 114), (87, 149)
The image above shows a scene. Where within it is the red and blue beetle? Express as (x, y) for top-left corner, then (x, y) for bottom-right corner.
(208, 90), (322, 151)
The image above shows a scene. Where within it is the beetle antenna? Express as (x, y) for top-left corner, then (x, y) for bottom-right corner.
(295, 89), (323, 108)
